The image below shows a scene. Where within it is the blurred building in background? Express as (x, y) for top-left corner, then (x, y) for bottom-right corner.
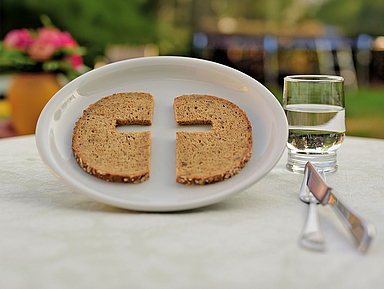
(188, 0), (384, 89)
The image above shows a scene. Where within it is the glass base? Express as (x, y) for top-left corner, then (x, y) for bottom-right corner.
(286, 150), (338, 174)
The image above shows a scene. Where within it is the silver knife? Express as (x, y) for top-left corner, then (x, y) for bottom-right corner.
(305, 161), (376, 254)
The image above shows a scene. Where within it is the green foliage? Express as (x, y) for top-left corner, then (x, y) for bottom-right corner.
(344, 88), (384, 118)
(0, 45), (36, 68)
(315, 0), (384, 36)
(345, 87), (384, 139)
(210, 0), (293, 21)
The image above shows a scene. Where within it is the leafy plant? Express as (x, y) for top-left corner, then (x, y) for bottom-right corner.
(0, 16), (88, 80)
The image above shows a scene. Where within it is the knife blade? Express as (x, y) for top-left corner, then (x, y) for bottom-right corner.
(305, 161), (376, 254)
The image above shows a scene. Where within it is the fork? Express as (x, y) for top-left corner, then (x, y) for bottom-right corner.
(298, 168), (326, 251)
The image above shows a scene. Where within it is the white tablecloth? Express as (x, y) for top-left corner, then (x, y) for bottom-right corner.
(1, 135), (383, 289)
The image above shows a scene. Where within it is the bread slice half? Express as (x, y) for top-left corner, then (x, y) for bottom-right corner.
(72, 92), (154, 183)
(174, 94), (252, 185)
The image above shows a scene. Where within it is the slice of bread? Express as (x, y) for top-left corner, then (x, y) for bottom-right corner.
(72, 92), (154, 183)
(174, 94), (252, 185)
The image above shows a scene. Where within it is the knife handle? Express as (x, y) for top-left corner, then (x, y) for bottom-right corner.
(328, 191), (376, 254)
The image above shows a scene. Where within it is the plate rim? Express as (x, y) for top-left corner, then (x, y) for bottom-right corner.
(36, 56), (288, 212)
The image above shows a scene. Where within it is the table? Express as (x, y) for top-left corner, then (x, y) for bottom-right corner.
(1, 135), (383, 289)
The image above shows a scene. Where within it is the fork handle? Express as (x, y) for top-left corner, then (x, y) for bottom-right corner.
(298, 200), (326, 251)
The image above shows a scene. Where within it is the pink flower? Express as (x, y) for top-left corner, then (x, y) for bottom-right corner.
(59, 31), (78, 49)
(27, 41), (57, 61)
(3, 29), (34, 50)
(27, 27), (72, 61)
(2, 24), (85, 78)
(69, 54), (83, 71)
(36, 27), (62, 49)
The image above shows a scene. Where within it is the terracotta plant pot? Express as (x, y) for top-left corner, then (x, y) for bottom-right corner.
(7, 73), (62, 135)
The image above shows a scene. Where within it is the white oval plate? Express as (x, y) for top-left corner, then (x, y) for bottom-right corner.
(36, 56), (288, 212)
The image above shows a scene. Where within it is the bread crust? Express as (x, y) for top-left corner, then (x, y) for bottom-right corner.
(174, 94), (252, 185)
(72, 92), (154, 183)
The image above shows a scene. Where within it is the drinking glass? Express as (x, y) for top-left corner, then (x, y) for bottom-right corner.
(283, 75), (345, 174)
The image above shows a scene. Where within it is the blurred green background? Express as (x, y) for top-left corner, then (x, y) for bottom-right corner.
(1, 0), (384, 138)
(3, 0), (384, 64)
